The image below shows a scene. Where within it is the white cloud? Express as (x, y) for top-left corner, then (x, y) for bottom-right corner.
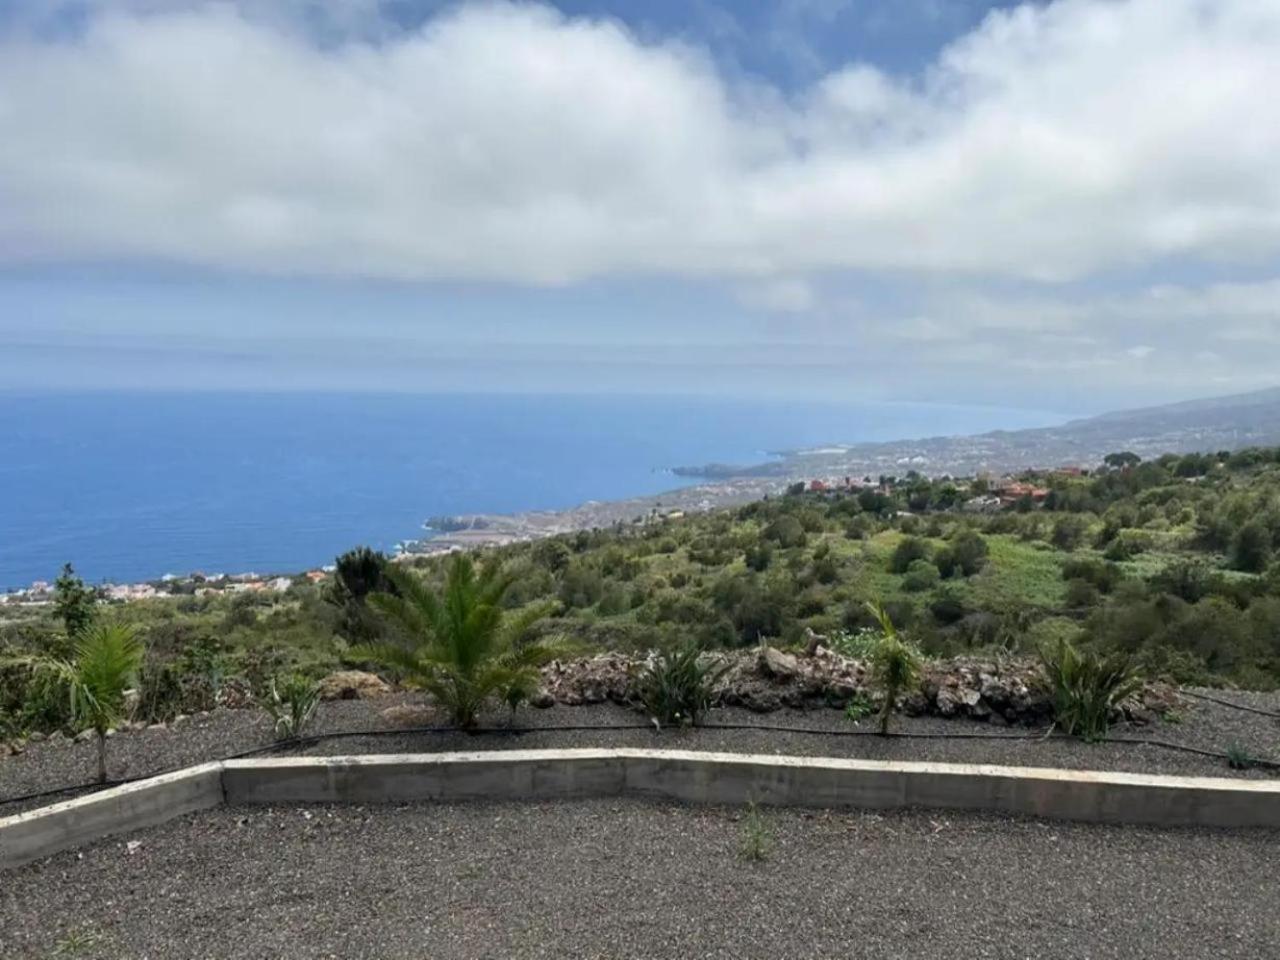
(735, 278), (816, 313)
(0, 0), (1278, 285)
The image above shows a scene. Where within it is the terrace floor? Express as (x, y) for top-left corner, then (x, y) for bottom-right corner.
(4, 797), (1279, 959)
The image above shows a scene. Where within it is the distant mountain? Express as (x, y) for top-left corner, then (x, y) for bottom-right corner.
(677, 386), (1280, 479)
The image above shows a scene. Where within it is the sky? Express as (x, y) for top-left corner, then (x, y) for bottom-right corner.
(0, 0), (1278, 415)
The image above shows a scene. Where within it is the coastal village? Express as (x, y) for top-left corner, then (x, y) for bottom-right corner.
(0, 466), (1089, 607)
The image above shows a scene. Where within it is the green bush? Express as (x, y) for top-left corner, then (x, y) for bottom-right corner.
(763, 515), (807, 548)
(889, 536), (930, 574)
(949, 530), (990, 576)
(634, 643), (728, 727)
(1230, 520), (1271, 572)
(260, 674), (321, 740)
(902, 559), (940, 592)
(1040, 637), (1140, 742)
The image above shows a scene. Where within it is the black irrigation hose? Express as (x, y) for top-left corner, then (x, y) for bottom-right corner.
(4, 716), (1278, 811)
(0, 724), (656, 809)
(1181, 689), (1280, 720)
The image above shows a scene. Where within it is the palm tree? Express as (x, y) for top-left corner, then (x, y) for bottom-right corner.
(29, 623), (145, 782)
(865, 601), (921, 736)
(351, 555), (562, 729)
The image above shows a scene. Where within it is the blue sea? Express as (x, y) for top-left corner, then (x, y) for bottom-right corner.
(0, 392), (1066, 588)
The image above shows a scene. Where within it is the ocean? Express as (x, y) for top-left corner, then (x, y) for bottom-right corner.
(0, 392), (1066, 588)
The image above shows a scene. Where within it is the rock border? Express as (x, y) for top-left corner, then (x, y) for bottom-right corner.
(5, 749), (1280, 871)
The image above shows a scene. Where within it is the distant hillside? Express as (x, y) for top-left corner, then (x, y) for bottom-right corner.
(676, 386), (1280, 479)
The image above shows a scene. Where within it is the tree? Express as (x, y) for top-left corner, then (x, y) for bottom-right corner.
(1103, 451), (1141, 470)
(53, 562), (97, 637)
(326, 547), (398, 642)
(24, 623), (144, 782)
(949, 530), (990, 576)
(353, 555), (562, 728)
(889, 536), (930, 574)
(763, 515), (807, 548)
(1230, 521), (1271, 573)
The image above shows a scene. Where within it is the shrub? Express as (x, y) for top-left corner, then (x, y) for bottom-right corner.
(934, 547), (957, 579)
(902, 559), (940, 592)
(260, 674), (321, 740)
(843, 692), (875, 722)
(1062, 557), (1122, 593)
(738, 802), (773, 862)
(763, 516), (807, 548)
(949, 530), (990, 576)
(1050, 515), (1088, 551)
(135, 659), (186, 724)
(889, 536), (930, 574)
(1225, 742), (1254, 771)
(1040, 637), (1141, 742)
(865, 601), (922, 735)
(354, 555), (562, 729)
(1230, 521), (1271, 573)
(744, 543), (773, 571)
(1064, 578), (1100, 609)
(635, 643), (729, 727)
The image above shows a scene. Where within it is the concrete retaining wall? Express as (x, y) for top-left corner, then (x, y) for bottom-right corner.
(221, 750), (1280, 830)
(0, 762), (223, 870)
(6, 749), (1280, 870)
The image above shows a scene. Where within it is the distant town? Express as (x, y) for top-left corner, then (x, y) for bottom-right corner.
(0, 464), (1097, 607)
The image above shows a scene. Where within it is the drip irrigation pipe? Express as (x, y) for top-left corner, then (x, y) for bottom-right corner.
(3, 717), (1277, 811)
(1180, 689), (1280, 719)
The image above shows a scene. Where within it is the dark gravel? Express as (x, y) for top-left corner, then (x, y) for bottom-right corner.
(3, 690), (1279, 816)
(4, 798), (1278, 959)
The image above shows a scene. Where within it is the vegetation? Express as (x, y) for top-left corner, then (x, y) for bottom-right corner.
(350, 554), (562, 728)
(1225, 742), (1255, 771)
(16, 623), (144, 781)
(865, 601), (922, 735)
(1040, 637), (1141, 742)
(738, 802), (773, 862)
(53, 562), (98, 639)
(10, 445), (1280, 734)
(634, 642), (729, 727)
(260, 674), (321, 740)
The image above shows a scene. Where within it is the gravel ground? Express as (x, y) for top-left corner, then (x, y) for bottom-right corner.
(4, 798), (1278, 959)
(2, 690), (1278, 816)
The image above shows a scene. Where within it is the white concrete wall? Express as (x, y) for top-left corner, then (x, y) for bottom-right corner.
(6, 750), (1279, 871)
(0, 763), (223, 870)
(221, 749), (1280, 829)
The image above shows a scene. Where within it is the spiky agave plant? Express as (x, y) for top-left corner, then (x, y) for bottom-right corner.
(260, 674), (321, 741)
(21, 623), (145, 782)
(634, 642), (730, 727)
(351, 555), (563, 729)
(1040, 637), (1140, 742)
(865, 600), (921, 736)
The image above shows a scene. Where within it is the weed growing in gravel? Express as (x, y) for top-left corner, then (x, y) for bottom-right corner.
(1040, 637), (1141, 742)
(260, 674), (321, 740)
(844, 692), (875, 723)
(1226, 743), (1255, 770)
(51, 929), (104, 956)
(635, 643), (729, 727)
(738, 802), (773, 863)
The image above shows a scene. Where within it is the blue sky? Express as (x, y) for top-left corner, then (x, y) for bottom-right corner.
(0, 0), (1278, 415)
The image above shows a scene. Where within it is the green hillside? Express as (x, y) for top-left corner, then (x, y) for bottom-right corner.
(7, 445), (1280, 734)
